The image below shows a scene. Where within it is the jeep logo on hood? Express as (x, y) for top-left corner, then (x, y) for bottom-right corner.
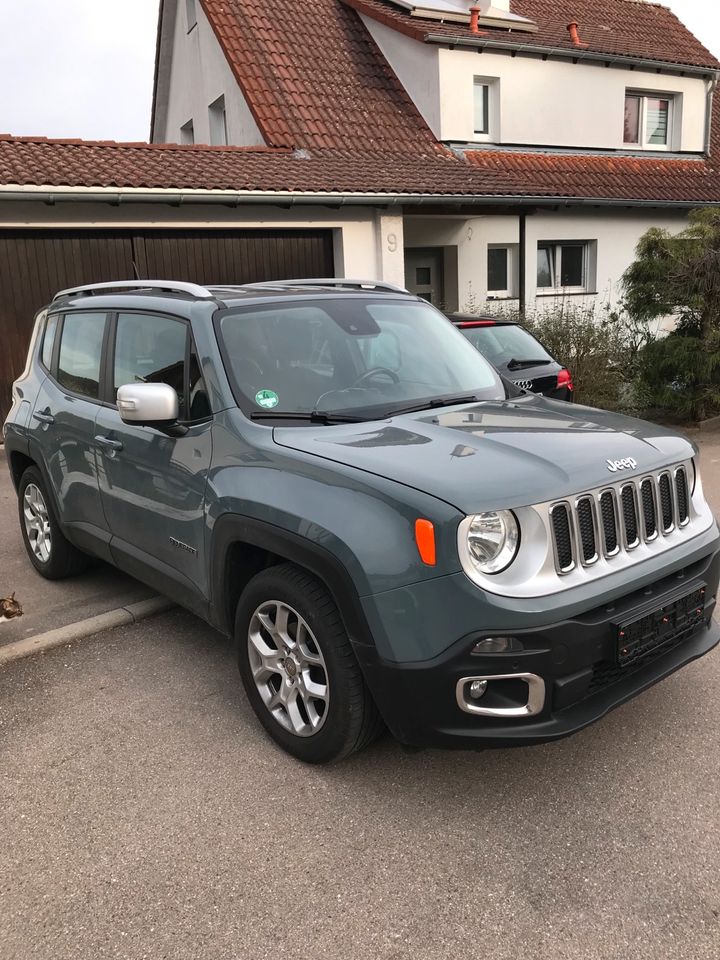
(607, 457), (637, 473)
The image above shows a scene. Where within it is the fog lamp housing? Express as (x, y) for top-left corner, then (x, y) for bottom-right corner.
(471, 636), (524, 655)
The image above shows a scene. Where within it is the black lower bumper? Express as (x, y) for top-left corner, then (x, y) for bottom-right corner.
(355, 548), (720, 750)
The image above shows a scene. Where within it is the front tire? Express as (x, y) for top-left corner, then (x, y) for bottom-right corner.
(236, 563), (383, 763)
(18, 466), (91, 580)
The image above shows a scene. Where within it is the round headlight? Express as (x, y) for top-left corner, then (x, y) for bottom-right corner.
(466, 511), (519, 574)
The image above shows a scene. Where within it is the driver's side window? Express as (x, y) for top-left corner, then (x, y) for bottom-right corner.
(113, 312), (209, 421)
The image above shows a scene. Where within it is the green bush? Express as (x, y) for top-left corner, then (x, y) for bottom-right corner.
(635, 332), (720, 421)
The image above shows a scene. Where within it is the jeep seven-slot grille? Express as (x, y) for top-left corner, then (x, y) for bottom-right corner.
(550, 467), (692, 575)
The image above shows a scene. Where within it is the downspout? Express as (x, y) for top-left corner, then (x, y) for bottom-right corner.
(703, 74), (719, 157)
(518, 211), (527, 320)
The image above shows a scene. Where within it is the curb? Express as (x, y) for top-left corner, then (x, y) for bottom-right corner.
(0, 596), (175, 666)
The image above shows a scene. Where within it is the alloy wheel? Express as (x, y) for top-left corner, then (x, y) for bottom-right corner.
(247, 600), (330, 737)
(23, 483), (52, 563)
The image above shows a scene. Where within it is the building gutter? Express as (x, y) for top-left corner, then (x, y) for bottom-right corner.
(0, 184), (713, 210)
(704, 75), (719, 156)
(424, 34), (720, 79)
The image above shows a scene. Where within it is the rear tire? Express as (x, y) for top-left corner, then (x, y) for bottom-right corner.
(18, 466), (91, 580)
(236, 562), (383, 763)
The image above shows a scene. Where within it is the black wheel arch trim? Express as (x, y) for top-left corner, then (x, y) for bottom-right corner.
(210, 514), (376, 648)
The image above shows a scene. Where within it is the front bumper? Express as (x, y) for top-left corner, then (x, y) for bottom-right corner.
(354, 547), (720, 750)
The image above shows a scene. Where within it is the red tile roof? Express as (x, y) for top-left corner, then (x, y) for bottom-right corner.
(2, 134), (720, 206)
(343, 0), (720, 71)
(0, 136), (495, 194)
(1, 0), (719, 206)
(199, 0), (441, 152)
(462, 148), (717, 203)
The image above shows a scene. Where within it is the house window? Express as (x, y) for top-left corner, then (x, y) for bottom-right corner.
(537, 242), (591, 292)
(186, 0), (197, 31)
(474, 81), (490, 136)
(208, 95), (228, 146)
(624, 93), (673, 148)
(487, 246), (510, 297)
(180, 119), (194, 144)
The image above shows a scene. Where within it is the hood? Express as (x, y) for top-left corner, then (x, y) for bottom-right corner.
(273, 396), (695, 514)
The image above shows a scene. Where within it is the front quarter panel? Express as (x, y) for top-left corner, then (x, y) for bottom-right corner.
(206, 410), (464, 602)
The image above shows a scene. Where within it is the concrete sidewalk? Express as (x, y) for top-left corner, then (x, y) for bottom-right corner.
(0, 448), (154, 649)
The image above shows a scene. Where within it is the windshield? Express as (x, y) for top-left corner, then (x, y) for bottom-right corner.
(458, 324), (553, 369)
(217, 298), (506, 419)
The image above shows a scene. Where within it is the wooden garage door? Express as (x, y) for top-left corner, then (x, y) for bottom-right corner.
(0, 228), (334, 422)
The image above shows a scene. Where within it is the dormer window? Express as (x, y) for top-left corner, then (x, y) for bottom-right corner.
(624, 92), (673, 149)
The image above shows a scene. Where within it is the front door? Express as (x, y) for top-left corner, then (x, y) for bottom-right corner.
(94, 310), (213, 609)
(405, 248), (445, 307)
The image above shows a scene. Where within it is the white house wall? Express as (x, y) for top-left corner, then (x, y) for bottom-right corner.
(160, 0), (264, 146)
(358, 18), (708, 151)
(404, 209), (689, 317)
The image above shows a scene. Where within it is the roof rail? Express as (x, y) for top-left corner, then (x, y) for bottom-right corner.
(241, 278), (410, 294)
(52, 280), (216, 302)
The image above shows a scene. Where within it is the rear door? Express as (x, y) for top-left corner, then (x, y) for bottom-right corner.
(94, 310), (213, 609)
(28, 309), (112, 559)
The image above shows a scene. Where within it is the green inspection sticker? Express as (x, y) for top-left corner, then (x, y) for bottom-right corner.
(255, 389), (279, 409)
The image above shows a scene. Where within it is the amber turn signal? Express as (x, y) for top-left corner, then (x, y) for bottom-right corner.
(415, 519), (436, 566)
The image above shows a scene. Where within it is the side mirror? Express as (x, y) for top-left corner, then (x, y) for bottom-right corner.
(117, 382), (179, 426)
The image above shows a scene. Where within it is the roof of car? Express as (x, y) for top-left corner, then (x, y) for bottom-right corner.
(50, 279), (417, 311)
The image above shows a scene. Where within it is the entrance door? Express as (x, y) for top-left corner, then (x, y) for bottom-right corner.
(405, 248), (445, 307)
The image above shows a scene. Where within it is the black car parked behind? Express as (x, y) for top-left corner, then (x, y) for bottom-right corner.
(450, 315), (574, 401)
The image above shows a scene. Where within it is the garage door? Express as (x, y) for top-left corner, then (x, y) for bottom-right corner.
(0, 228), (334, 422)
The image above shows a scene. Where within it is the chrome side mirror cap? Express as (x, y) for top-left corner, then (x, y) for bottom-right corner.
(117, 383), (179, 425)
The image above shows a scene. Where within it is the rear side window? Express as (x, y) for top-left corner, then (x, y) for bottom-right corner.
(113, 312), (210, 421)
(57, 312), (107, 399)
(42, 314), (59, 370)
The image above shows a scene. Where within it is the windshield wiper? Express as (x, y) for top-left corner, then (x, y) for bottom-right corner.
(250, 410), (367, 424)
(506, 358), (552, 370)
(378, 394), (483, 418)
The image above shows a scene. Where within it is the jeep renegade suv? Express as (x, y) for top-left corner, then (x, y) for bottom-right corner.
(4, 279), (719, 763)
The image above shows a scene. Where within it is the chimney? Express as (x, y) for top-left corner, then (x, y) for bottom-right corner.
(469, 5), (487, 36)
(567, 21), (589, 48)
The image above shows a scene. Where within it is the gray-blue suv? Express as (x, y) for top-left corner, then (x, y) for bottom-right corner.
(4, 279), (719, 763)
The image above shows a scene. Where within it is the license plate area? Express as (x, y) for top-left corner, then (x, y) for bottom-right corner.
(617, 585), (707, 667)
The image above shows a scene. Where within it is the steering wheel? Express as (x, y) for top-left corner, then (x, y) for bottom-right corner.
(353, 366), (400, 387)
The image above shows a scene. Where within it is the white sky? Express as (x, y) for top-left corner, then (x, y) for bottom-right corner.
(0, 0), (718, 142)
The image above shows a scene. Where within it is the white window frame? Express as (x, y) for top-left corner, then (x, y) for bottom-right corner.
(536, 242), (590, 294)
(186, 0), (197, 31)
(486, 244), (516, 299)
(208, 95), (228, 146)
(623, 91), (674, 151)
(473, 77), (498, 142)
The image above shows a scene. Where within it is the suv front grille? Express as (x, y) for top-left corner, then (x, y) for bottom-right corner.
(550, 465), (693, 575)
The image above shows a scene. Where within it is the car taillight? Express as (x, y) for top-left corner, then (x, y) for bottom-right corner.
(557, 368), (574, 391)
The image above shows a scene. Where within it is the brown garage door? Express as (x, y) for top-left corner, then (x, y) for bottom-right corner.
(0, 228), (334, 422)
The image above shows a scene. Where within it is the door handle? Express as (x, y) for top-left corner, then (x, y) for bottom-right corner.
(94, 435), (124, 453)
(33, 410), (55, 425)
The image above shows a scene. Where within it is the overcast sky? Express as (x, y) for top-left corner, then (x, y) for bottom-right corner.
(0, 0), (719, 142)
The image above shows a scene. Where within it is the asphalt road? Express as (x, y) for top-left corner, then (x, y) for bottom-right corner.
(1, 429), (720, 959)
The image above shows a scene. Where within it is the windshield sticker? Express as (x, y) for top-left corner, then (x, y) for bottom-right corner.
(255, 389), (279, 409)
